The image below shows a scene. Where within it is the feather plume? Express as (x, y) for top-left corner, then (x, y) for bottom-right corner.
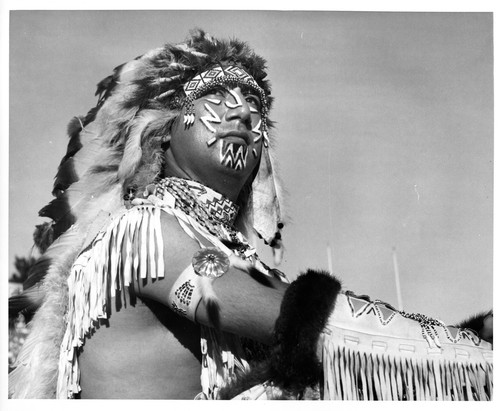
(250, 148), (284, 243)
(200, 278), (221, 330)
(118, 110), (166, 183)
(9, 288), (44, 319)
(9, 226), (84, 398)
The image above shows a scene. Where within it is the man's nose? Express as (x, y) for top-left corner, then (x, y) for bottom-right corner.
(224, 87), (252, 126)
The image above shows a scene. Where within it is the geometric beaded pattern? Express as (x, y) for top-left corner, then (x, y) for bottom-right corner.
(345, 291), (483, 348)
(154, 177), (253, 259)
(201, 197), (238, 225)
(346, 291), (398, 326)
(183, 65), (256, 97)
(174, 280), (195, 306)
(399, 311), (481, 348)
(185, 180), (239, 225)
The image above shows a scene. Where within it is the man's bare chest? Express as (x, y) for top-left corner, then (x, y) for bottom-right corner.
(77, 297), (202, 399)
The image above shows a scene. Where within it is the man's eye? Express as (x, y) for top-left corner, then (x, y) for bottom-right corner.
(245, 94), (261, 110)
(206, 87), (227, 97)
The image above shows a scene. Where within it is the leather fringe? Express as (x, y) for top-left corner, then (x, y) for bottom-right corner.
(321, 341), (493, 400)
(56, 205), (164, 398)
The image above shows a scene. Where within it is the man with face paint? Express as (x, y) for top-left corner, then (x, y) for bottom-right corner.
(165, 65), (269, 203)
(9, 31), (292, 400)
(9, 30), (493, 400)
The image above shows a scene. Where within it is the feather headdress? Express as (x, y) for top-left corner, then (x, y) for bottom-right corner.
(9, 29), (285, 398)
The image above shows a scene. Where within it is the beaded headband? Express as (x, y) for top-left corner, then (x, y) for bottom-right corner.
(182, 65), (270, 142)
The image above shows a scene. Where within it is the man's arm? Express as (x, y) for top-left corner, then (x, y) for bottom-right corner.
(133, 211), (287, 344)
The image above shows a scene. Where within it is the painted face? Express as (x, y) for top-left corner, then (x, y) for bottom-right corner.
(168, 69), (268, 188)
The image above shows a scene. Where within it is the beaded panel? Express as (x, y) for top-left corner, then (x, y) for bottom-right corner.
(174, 280), (195, 306)
(183, 65), (257, 97)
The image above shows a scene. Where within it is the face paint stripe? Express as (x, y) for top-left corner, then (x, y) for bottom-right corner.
(224, 89), (243, 109)
(252, 148), (258, 159)
(220, 142), (248, 171)
(252, 119), (262, 143)
(206, 98), (221, 105)
(200, 103), (222, 133)
(207, 137), (217, 147)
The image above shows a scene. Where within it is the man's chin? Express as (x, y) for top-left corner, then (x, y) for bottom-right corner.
(220, 141), (249, 171)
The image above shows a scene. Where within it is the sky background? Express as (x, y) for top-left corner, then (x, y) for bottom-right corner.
(7, 10), (493, 325)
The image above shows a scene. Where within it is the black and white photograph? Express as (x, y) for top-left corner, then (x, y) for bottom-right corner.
(2, 3), (495, 404)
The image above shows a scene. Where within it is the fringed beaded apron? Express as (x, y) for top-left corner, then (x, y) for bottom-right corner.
(231, 292), (493, 400)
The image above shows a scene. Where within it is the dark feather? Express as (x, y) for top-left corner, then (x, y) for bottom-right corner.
(51, 158), (79, 196)
(8, 256), (51, 319)
(38, 196), (74, 240)
(9, 288), (45, 319)
(33, 222), (54, 254)
(95, 62), (126, 103)
(42, 62), (125, 233)
(22, 256), (52, 290)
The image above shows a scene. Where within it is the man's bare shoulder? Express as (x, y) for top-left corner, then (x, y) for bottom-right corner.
(157, 207), (200, 252)
(120, 204), (199, 251)
(127, 206), (200, 303)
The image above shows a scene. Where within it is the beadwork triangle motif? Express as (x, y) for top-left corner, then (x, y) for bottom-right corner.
(446, 326), (460, 341)
(346, 292), (397, 326)
(347, 295), (372, 318)
(375, 304), (397, 325)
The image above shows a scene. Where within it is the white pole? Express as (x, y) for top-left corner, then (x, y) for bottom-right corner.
(327, 243), (333, 274)
(392, 247), (404, 310)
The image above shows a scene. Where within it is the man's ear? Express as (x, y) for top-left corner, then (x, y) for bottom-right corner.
(161, 138), (171, 151)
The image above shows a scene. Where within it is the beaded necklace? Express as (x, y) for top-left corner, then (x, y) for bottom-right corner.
(154, 177), (252, 258)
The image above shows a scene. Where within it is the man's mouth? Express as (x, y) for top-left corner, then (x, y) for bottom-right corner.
(220, 141), (248, 171)
(218, 130), (250, 145)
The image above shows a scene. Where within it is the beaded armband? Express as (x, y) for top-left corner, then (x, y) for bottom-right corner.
(168, 265), (204, 320)
(168, 248), (230, 321)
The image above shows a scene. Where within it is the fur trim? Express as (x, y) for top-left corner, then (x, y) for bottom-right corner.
(455, 310), (493, 344)
(270, 270), (341, 392)
(218, 270), (341, 399)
